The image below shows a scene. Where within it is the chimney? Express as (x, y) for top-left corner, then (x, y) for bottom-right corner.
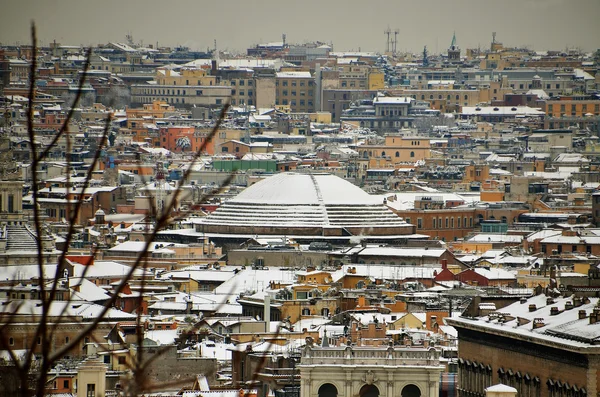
(441, 259), (448, 270)
(264, 295), (271, 333)
(546, 298), (554, 305)
(532, 318), (545, 329)
(565, 301), (573, 310)
(590, 312), (597, 325)
(520, 297), (527, 304)
(550, 306), (559, 316)
(578, 309), (587, 320)
(574, 297), (582, 307)
(528, 304), (537, 312)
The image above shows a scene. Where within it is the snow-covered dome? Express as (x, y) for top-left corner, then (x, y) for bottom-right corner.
(199, 172), (413, 238)
(95, 207), (106, 217)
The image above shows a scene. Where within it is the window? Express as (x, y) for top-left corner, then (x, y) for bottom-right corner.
(445, 218), (449, 228)
(64, 380), (69, 389)
(417, 218), (422, 229)
(87, 384), (96, 397)
(196, 90), (203, 95)
(9, 337), (14, 346)
(239, 80), (245, 86)
(410, 151), (415, 158)
(65, 336), (69, 344)
(118, 356), (126, 365)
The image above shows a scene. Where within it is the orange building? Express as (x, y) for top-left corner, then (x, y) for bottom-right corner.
(545, 97), (600, 117)
(159, 126), (215, 154)
(125, 101), (176, 128)
(390, 195), (479, 242)
(218, 140), (251, 158)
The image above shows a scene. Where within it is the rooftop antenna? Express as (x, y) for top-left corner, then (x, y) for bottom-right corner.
(282, 33), (287, 48)
(384, 27), (391, 53)
(393, 29), (399, 55)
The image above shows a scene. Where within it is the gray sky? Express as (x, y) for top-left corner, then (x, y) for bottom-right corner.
(1, 0), (599, 54)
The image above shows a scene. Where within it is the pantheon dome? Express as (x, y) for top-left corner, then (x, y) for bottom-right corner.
(198, 172), (414, 239)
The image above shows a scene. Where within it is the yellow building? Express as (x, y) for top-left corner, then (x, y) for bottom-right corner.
(357, 136), (431, 166)
(275, 71), (315, 113)
(156, 68), (217, 86)
(388, 313), (425, 330)
(338, 64), (384, 90)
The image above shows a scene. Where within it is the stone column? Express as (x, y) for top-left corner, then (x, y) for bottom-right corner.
(345, 378), (352, 397)
(387, 381), (394, 397)
(428, 380), (437, 397)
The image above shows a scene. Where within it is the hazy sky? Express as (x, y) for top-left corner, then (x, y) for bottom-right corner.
(1, 0), (599, 54)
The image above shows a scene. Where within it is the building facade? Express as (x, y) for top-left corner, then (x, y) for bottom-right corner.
(299, 344), (444, 397)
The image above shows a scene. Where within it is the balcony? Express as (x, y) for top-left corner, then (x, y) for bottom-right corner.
(301, 346), (441, 367)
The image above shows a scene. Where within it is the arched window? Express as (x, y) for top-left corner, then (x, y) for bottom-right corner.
(319, 384), (338, 397)
(401, 384), (421, 397)
(395, 151), (400, 157)
(410, 151), (415, 158)
(381, 151), (386, 157)
(360, 384), (379, 397)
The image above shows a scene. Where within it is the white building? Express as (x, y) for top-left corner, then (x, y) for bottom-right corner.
(299, 344), (444, 397)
